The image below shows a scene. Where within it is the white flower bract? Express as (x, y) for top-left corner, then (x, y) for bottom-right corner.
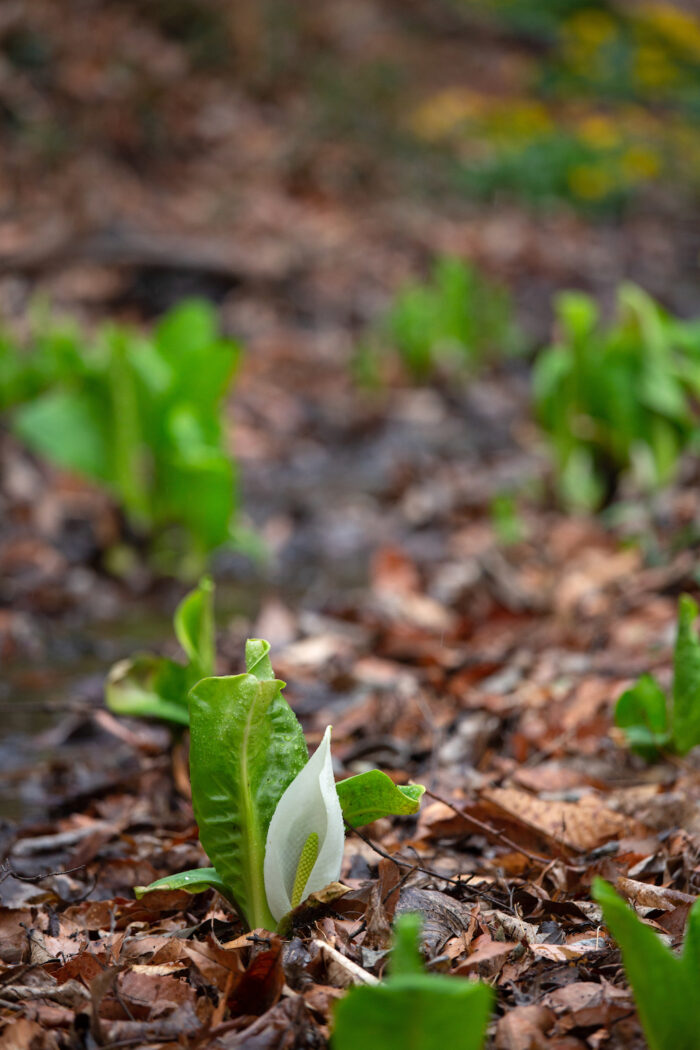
(263, 725), (344, 922)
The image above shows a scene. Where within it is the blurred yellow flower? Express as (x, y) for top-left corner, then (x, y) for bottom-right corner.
(620, 145), (661, 181)
(568, 163), (616, 200)
(565, 10), (617, 47)
(641, 3), (700, 60)
(577, 114), (620, 150)
(488, 101), (552, 141)
(634, 44), (678, 88)
(410, 88), (482, 141)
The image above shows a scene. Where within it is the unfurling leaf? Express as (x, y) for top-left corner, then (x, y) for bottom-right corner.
(105, 577), (215, 726)
(174, 575), (215, 680)
(105, 654), (191, 726)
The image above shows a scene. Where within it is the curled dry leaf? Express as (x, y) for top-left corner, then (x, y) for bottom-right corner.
(481, 788), (649, 853)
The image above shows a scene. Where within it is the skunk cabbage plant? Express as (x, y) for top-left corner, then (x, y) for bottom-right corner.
(106, 577), (214, 726)
(136, 638), (424, 930)
(615, 594), (700, 759)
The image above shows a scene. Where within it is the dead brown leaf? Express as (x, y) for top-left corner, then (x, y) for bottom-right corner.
(482, 788), (648, 852)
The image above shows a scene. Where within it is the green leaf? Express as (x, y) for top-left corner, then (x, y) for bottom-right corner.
(105, 579), (217, 726)
(594, 878), (700, 1050)
(671, 595), (700, 755)
(157, 449), (236, 552)
(134, 867), (230, 899)
(174, 576), (215, 680)
(6, 300), (240, 569)
(13, 388), (110, 480)
(614, 673), (669, 760)
(188, 673), (308, 930)
(681, 897), (700, 978)
(389, 913), (424, 976)
(332, 914), (493, 1050)
(105, 654), (191, 726)
(337, 771), (424, 827)
(556, 290), (599, 343)
(245, 638), (277, 682)
(106, 328), (150, 523)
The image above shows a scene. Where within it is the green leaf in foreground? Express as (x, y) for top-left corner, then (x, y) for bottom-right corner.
(594, 878), (700, 1050)
(332, 913), (493, 1050)
(134, 867), (230, 900)
(336, 771), (425, 827)
(188, 673), (308, 930)
(671, 595), (700, 755)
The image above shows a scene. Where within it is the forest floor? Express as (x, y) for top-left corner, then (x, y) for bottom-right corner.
(1, 2), (700, 1048)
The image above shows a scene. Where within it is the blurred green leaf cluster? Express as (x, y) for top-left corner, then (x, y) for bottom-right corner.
(425, 3), (700, 212)
(544, 4), (700, 111)
(534, 283), (700, 510)
(467, 0), (603, 40)
(332, 913), (493, 1050)
(458, 117), (661, 214)
(594, 878), (700, 1050)
(106, 576), (215, 726)
(1, 300), (240, 567)
(615, 594), (700, 760)
(357, 257), (520, 382)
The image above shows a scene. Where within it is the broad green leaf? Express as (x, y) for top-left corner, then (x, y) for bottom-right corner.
(174, 576), (215, 680)
(332, 914), (493, 1050)
(594, 879), (700, 1050)
(105, 655), (191, 726)
(135, 867), (230, 899)
(156, 300), (240, 412)
(337, 771), (424, 827)
(156, 300), (218, 358)
(158, 451), (235, 552)
(614, 673), (669, 760)
(188, 673), (308, 930)
(13, 388), (110, 481)
(671, 595), (700, 755)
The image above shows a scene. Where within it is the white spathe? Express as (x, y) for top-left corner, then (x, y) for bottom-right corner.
(264, 724), (344, 922)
